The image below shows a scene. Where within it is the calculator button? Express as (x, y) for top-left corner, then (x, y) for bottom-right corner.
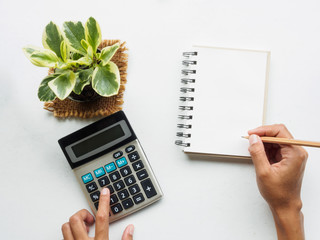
(136, 169), (148, 180)
(128, 151), (140, 162)
(81, 173), (93, 184)
(118, 189), (130, 200)
(94, 202), (99, 210)
(105, 162), (117, 173)
(86, 182), (98, 193)
(106, 185), (115, 194)
(113, 180), (125, 191)
(122, 198), (134, 209)
(133, 193), (145, 204)
(125, 145), (135, 153)
(109, 171), (121, 182)
(98, 176), (110, 187)
(132, 160), (144, 171)
(120, 166), (132, 177)
(115, 157), (128, 168)
(93, 167), (106, 178)
(129, 184), (141, 195)
(111, 203), (123, 214)
(113, 151), (123, 159)
(124, 175), (136, 186)
(110, 194), (119, 205)
(141, 179), (157, 198)
(90, 191), (100, 202)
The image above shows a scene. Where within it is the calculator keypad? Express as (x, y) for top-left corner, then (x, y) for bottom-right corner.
(120, 166), (132, 177)
(128, 151), (140, 162)
(78, 142), (162, 222)
(137, 169), (148, 180)
(86, 182), (98, 193)
(110, 171), (121, 182)
(98, 176), (110, 187)
(132, 160), (144, 171)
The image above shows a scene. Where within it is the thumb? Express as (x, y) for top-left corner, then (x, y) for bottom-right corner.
(121, 224), (134, 240)
(248, 134), (270, 175)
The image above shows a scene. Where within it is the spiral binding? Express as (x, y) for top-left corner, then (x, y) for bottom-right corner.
(175, 51), (198, 147)
(178, 115), (193, 120)
(176, 132), (191, 138)
(175, 140), (190, 147)
(181, 78), (195, 84)
(179, 97), (194, 101)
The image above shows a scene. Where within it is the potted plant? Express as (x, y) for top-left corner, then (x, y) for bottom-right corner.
(23, 17), (121, 102)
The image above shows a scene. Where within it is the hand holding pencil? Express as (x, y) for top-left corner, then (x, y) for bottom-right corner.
(247, 124), (307, 240)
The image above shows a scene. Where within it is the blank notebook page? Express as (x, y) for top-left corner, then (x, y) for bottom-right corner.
(185, 46), (270, 157)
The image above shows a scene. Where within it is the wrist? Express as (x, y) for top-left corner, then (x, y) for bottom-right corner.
(270, 201), (304, 240)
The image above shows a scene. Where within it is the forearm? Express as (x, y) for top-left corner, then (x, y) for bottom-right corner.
(270, 204), (304, 240)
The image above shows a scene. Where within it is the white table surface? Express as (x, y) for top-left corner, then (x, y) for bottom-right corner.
(1, 0), (320, 239)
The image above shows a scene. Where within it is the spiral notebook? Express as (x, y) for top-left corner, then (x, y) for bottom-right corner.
(175, 46), (270, 158)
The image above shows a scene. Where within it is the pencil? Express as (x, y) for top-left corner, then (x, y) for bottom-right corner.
(242, 136), (320, 148)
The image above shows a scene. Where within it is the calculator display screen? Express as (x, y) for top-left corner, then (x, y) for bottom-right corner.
(72, 125), (125, 158)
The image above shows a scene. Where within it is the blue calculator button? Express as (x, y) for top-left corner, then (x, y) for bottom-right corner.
(116, 157), (128, 168)
(105, 162), (117, 173)
(94, 167), (105, 178)
(82, 173), (93, 184)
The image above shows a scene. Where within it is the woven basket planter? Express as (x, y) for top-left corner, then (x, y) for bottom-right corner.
(44, 40), (128, 118)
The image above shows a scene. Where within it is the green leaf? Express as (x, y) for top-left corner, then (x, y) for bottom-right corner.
(71, 52), (83, 60)
(74, 68), (93, 94)
(72, 56), (92, 66)
(81, 39), (89, 51)
(92, 61), (120, 97)
(48, 70), (76, 100)
(87, 45), (93, 60)
(63, 21), (86, 55)
(100, 43), (120, 66)
(60, 40), (69, 62)
(38, 74), (58, 101)
(85, 17), (101, 53)
(23, 45), (43, 58)
(23, 48), (59, 68)
(42, 21), (64, 59)
(80, 39), (94, 59)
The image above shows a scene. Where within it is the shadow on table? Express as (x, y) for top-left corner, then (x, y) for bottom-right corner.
(186, 153), (252, 165)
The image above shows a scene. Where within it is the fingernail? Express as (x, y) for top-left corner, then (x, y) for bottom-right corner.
(128, 224), (134, 236)
(249, 134), (259, 145)
(101, 187), (109, 196)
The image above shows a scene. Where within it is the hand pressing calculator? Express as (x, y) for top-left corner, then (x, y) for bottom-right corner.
(58, 111), (163, 222)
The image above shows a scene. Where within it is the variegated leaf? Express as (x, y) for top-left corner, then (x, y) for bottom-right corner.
(23, 48), (59, 68)
(92, 61), (120, 97)
(23, 45), (43, 58)
(100, 43), (120, 66)
(60, 40), (69, 62)
(85, 17), (101, 53)
(48, 70), (76, 100)
(63, 21), (86, 55)
(38, 74), (58, 101)
(74, 68), (93, 94)
(42, 21), (64, 59)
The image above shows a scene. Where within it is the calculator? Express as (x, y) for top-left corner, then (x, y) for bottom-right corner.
(58, 111), (163, 222)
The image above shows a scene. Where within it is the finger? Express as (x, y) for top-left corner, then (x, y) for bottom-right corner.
(61, 222), (74, 240)
(248, 134), (271, 175)
(248, 124), (293, 138)
(121, 224), (134, 240)
(95, 188), (110, 240)
(69, 209), (95, 239)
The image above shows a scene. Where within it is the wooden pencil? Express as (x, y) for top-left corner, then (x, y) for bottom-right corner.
(242, 136), (320, 148)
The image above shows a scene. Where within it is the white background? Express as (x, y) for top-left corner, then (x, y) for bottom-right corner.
(1, 0), (320, 239)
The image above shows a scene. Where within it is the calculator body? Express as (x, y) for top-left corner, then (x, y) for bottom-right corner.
(58, 111), (163, 222)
